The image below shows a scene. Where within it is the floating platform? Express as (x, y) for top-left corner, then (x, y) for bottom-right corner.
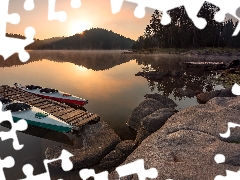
(0, 85), (100, 130)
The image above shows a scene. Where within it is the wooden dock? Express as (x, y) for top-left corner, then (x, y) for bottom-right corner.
(0, 85), (100, 130)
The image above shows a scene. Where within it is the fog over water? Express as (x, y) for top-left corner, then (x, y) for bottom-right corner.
(0, 50), (232, 179)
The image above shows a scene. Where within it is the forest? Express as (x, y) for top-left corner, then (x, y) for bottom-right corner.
(132, 2), (240, 50)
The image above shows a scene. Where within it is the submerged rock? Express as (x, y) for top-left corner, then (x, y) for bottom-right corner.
(45, 121), (120, 170)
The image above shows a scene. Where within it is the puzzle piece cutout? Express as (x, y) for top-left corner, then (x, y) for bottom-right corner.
(214, 83), (240, 179)
(24, 0), (81, 22)
(116, 159), (158, 180)
(110, 0), (240, 36)
(20, 149), (73, 180)
(0, 156), (15, 180)
(79, 169), (108, 180)
(0, 102), (28, 150)
(214, 154), (240, 179)
(206, 0), (240, 36)
(0, 0), (35, 62)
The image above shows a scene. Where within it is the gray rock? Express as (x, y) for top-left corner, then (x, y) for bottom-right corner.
(110, 130), (240, 180)
(141, 108), (176, 132)
(218, 88), (236, 98)
(115, 140), (137, 156)
(144, 93), (177, 108)
(135, 127), (152, 145)
(81, 121), (121, 148)
(127, 98), (166, 130)
(197, 88), (236, 104)
(45, 121), (121, 169)
(197, 90), (221, 103)
(99, 149), (126, 170)
(161, 102), (240, 142)
(109, 97), (240, 179)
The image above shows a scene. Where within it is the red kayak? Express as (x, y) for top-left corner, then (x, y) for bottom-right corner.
(14, 83), (88, 106)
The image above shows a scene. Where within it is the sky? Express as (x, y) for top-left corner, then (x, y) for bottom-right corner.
(7, 0), (155, 40)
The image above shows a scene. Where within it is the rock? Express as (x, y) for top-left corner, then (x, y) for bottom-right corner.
(127, 98), (166, 130)
(144, 93), (177, 108)
(99, 149), (126, 170)
(197, 90), (221, 103)
(225, 59), (240, 69)
(45, 121), (121, 169)
(109, 97), (240, 180)
(110, 130), (240, 180)
(197, 88), (236, 103)
(218, 88), (236, 97)
(135, 127), (152, 145)
(81, 121), (120, 148)
(141, 108), (176, 132)
(115, 140), (137, 156)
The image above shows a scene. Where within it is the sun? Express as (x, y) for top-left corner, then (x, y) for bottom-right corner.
(70, 20), (92, 35)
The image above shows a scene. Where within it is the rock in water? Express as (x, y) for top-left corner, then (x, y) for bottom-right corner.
(45, 121), (121, 170)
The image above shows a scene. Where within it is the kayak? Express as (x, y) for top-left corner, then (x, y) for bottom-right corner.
(0, 98), (74, 133)
(14, 83), (88, 106)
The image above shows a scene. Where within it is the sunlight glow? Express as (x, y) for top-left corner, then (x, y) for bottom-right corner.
(70, 20), (92, 35)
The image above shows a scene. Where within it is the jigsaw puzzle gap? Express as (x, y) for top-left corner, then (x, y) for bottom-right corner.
(24, 0), (35, 11)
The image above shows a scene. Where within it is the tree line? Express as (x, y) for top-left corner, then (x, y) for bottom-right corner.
(132, 2), (240, 50)
(27, 28), (134, 50)
(7, 28), (134, 50)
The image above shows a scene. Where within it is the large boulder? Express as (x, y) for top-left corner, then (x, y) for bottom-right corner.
(127, 94), (177, 130)
(109, 97), (240, 180)
(109, 130), (240, 180)
(45, 121), (121, 169)
(127, 98), (166, 130)
(141, 108), (176, 132)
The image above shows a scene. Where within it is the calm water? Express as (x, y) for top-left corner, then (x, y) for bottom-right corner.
(0, 50), (232, 179)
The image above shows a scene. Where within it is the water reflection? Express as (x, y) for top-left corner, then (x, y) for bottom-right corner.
(0, 51), (232, 179)
(0, 50), (134, 71)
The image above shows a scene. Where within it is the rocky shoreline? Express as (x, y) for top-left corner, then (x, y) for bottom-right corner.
(45, 87), (239, 180)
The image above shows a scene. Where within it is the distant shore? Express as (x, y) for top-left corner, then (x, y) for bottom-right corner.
(124, 48), (240, 57)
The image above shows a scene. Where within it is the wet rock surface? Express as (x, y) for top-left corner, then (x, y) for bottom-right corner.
(197, 88), (235, 103)
(109, 96), (240, 180)
(45, 121), (121, 169)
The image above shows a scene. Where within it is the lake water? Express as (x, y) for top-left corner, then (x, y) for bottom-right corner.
(0, 50), (231, 179)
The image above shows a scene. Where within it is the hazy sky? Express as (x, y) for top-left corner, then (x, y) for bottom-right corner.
(7, 0), (237, 40)
(8, 0), (155, 40)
